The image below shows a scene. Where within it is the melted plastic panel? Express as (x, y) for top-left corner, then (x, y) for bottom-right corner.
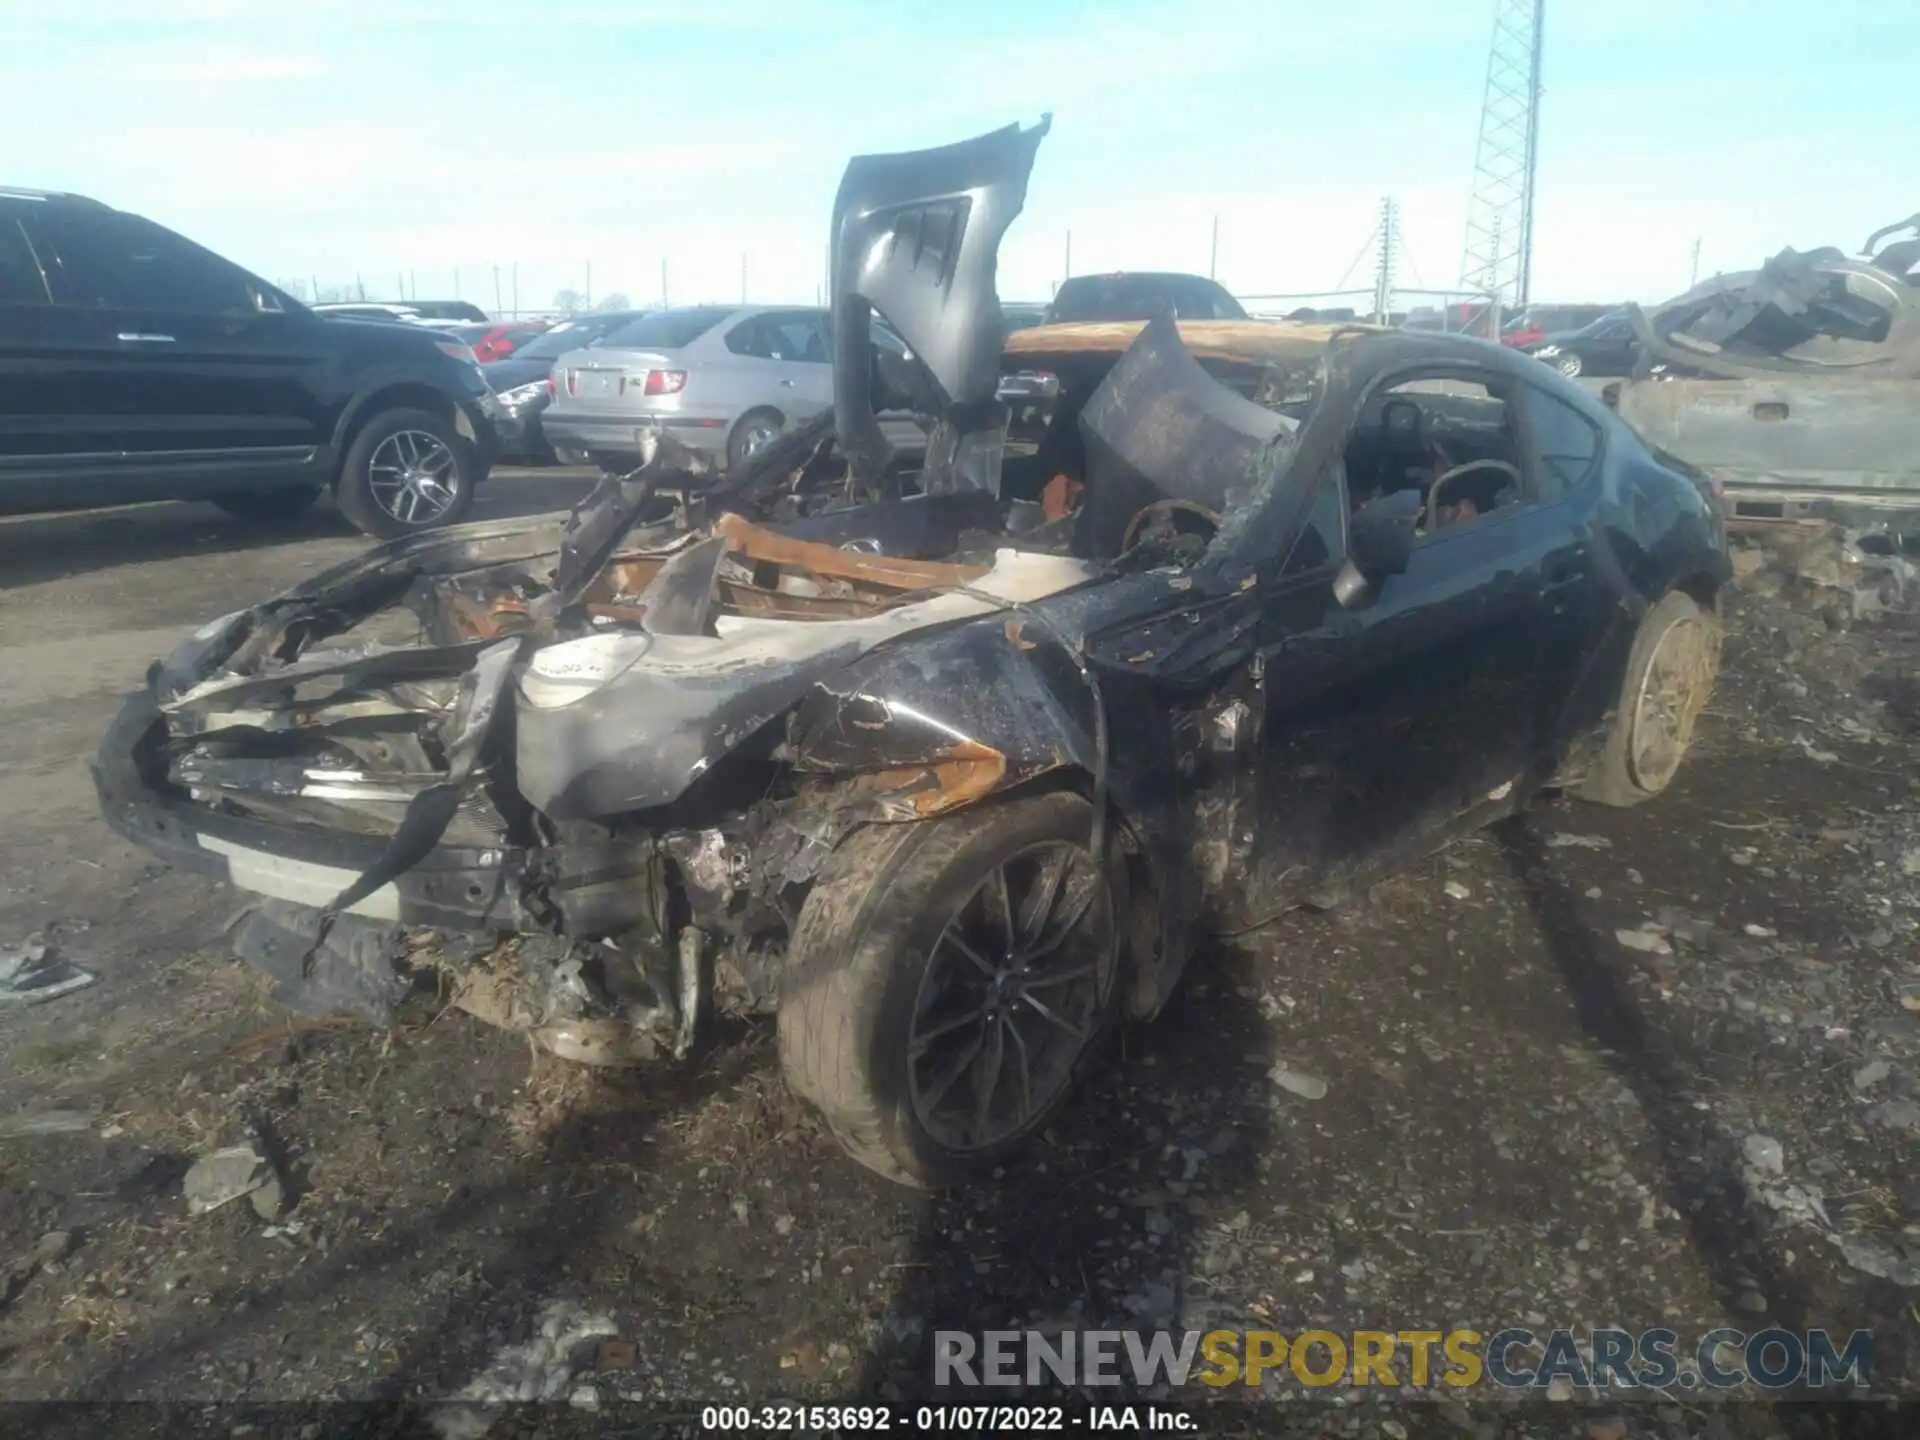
(830, 118), (1050, 480)
(1074, 316), (1295, 560)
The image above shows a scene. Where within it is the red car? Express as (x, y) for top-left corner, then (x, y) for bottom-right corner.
(446, 321), (551, 363)
(1499, 303), (1615, 350)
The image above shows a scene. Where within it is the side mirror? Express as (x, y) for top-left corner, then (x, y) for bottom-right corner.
(1348, 489), (1422, 579)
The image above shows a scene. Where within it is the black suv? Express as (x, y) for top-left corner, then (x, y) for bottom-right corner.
(1044, 271), (1248, 324)
(0, 189), (504, 538)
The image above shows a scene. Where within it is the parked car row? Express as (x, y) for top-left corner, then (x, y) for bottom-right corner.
(311, 299), (492, 324)
(0, 187), (941, 538)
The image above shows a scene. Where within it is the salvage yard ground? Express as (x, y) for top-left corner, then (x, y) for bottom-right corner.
(2, 477), (1919, 1426)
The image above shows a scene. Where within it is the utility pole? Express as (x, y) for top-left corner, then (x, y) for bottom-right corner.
(1209, 215), (1219, 281)
(397, 272), (405, 300)
(661, 258), (670, 308)
(454, 267), (460, 300)
(493, 266), (502, 315)
(1689, 236), (1703, 288)
(310, 274), (319, 302)
(1064, 229), (1072, 283)
(511, 263), (518, 317)
(741, 251), (748, 304)
(355, 272), (364, 301)
(585, 261), (592, 308)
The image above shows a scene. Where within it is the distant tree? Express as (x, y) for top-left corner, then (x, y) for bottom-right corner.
(553, 289), (586, 315)
(595, 292), (631, 311)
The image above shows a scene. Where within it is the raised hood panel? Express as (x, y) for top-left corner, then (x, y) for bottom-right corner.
(830, 117), (1050, 479)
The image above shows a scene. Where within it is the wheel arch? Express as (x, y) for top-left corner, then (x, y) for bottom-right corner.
(1674, 567), (1724, 615)
(778, 619), (1181, 1019)
(328, 382), (461, 482)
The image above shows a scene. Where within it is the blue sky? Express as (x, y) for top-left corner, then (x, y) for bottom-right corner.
(7, 0), (1917, 314)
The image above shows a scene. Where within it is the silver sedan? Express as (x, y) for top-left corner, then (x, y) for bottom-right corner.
(541, 304), (926, 471)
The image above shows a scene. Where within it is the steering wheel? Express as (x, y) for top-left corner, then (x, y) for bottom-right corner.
(1119, 499), (1220, 554)
(1425, 459), (1522, 529)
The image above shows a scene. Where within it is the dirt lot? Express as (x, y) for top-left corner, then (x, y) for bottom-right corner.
(2, 484), (1918, 1432)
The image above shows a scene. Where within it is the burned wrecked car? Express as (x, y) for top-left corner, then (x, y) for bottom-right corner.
(94, 120), (1729, 1187)
(1616, 215), (1920, 530)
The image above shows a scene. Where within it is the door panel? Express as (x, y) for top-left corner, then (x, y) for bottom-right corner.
(1255, 505), (1554, 898)
(91, 309), (328, 459)
(24, 208), (328, 469)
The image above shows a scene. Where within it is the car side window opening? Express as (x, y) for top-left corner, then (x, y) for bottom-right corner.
(1342, 373), (1526, 538)
(33, 211), (262, 315)
(724, 315), (773, 359)
(768, 313), (828, 362)
(1522, 386), (1604, 494)
(725, 313), (823, 363)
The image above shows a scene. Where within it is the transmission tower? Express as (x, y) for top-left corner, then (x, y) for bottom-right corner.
(1371, 197), (1399, 323)
(1459, 0), (1544, 330)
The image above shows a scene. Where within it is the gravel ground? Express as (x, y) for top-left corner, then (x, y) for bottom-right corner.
(2, 489), (1917, 1437)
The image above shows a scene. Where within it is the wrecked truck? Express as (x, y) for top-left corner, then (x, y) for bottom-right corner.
(93, 119), (1730, 1188)
(1615, 215), (1920, 531)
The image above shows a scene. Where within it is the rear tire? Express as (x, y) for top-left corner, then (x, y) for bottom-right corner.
(778, 792), (1121, 1188)
(1577, 589), (1721, 807)
(727, 408), (784, 471)
(334, 407), (477, 540)
(211, 486), (320, 522)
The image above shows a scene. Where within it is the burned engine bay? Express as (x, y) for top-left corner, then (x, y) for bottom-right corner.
(94, 305), (1318, 1067)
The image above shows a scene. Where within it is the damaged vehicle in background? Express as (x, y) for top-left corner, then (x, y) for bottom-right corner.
(93, 120), (1730, 1188)
(1614, 214), (1920, 534)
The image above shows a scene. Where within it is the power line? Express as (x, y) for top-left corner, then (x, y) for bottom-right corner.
(1333, 223), (1382, 293)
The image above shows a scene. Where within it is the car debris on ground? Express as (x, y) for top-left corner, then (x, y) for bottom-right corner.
(0, 939), (96, 1008)
(182, 1131), (287, 1221)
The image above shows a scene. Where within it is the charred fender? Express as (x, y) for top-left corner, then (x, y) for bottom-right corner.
(785, 614), (1101, 811)
(780, 613), (1186, 1018)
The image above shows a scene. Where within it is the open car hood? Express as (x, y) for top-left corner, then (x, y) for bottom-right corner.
(830, 116), (1051, 485)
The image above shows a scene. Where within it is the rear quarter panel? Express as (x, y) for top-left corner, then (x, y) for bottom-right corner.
(1616, 375), (1920, 511)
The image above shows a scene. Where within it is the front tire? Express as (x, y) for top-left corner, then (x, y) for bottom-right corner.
(1556, 353), (1585, 378)
(778, 792), (1121, 1188)
(334, 407), (477, 539)
(1577, 590), (1721, 807)
(211, 486), (320, 522)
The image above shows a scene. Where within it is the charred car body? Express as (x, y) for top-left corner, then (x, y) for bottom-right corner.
(95, 121), (1729, 1187)
(1615, 215), (1920, 530)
